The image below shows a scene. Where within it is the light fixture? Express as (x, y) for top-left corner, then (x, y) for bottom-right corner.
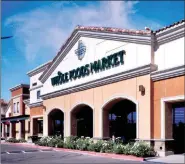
(139, 85), (145, 95)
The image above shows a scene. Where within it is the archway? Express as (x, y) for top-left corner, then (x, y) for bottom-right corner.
(71, 104), (93, 137)
(48, 109), (64, 136)
(102, 98), (137, 142)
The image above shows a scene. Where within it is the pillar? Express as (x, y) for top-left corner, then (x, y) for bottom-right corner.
(30, 118), (33, 136)
(10, 122), (13, 138)
(19, 121), (22, 139)
(43, 114), (48, 136)
(2, 123), (5, 138)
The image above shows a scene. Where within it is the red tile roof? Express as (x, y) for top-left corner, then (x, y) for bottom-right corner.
(155, 19), (185, 33)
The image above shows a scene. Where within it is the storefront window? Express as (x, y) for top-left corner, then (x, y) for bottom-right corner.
(37, 120), (43, 133)
(173, 107), (185, 125)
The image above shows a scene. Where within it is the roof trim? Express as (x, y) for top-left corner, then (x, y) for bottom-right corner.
(1, 115), (30, 122)
(27, 60), (52, 77)
(23, 99), (30, 105)
(29, 101), (43, 108)
(39, 25), (152, 83)
(10, 84), (30, 92)
(151, 64), (185, 81)
(154, 19), (185, 34)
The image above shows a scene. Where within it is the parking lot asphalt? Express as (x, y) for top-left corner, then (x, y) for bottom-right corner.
(1, 144), (158, 164)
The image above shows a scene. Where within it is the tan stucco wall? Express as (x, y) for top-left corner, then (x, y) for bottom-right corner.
(43, 74), (152, 139)
(152, 75), (185, 139)
(15, 123), (19, 139)
(25, 120), (30, 140)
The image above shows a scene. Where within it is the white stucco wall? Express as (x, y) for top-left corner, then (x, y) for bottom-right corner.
(30, 72), (43, 104)
(42, 37), (151, 95)
(155, 37), (184, 70)
(5, 105), (11, 117)
(30, 72), (43, 88)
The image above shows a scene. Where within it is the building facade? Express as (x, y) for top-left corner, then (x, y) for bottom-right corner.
(1, 84), (30, 140)
(0, 99), (8, 118)
(1, 20), (184, 156)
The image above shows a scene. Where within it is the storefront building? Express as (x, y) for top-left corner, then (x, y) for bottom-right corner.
(2, 20), (184, 156)
(1, 84), (30, 140)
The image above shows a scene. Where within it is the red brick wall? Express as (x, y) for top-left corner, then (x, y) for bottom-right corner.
(30, 106), (44, 117)
(11, 88), (23, 97)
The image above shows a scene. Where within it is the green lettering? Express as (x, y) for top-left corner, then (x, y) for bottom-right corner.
(101, 57), (108, 70)
(80, 66), (86, 77)
(51, 77), (56, 86)
(69, 70), (75, 80)
(96, 60), (102, 71)
(107, 55), (114, 68)
(90, 62), (95, 73)
(64, 72), (69, 82)
(51, 50), (126, 86)
(119, 50), (125, 65)
(75, 67), (80, 79)
(85, 64), (90, 75)
(113, 53), (120, 66)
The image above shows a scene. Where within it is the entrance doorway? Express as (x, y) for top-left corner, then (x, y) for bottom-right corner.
(103, 98), (136, 142)
(71, 105), (93, 137)
(33, 118), (43, 136)
(172, 101), (185, 154)
(48, 109), (64, 136)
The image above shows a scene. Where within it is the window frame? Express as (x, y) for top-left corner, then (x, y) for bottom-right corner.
(13, 103), (16, 113)
(37, 90), (41, 100)
(17, 102), (19, 113)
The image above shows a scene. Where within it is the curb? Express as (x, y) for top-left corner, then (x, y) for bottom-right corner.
(2, 142), (145, 161)
(143, 156), (160, 161)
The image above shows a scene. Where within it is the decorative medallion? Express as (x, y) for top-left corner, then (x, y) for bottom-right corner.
(75, 40), (86, 60)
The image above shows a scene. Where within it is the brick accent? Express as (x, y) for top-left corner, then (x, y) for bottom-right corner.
(11, 88), (23, 97)
(30, 106), (44, 117)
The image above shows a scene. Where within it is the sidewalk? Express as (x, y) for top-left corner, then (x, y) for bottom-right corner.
(146, 154), (185, 163)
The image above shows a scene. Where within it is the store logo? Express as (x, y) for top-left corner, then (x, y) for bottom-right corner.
(51, 50), (126, 87)
(75, 40), (86, 60)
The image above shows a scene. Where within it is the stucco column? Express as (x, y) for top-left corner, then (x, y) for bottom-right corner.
(63, 112), (67, 137)
(43, 114), (48, 136)
(30, 118), (33, 136)
(19, 121), (22, 139)
(2, 123), (5, 138)
(10, 122), (13, 138)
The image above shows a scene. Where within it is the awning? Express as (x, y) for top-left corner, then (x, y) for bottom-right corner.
(1, 115), (30, 123)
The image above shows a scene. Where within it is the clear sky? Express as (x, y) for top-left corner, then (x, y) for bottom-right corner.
(1, 1), (184, 101)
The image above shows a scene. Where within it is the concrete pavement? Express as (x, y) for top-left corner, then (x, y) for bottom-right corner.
(2, 143), (184, 164)
(1, 144), (145, 164)
(147, 154), (185, 163)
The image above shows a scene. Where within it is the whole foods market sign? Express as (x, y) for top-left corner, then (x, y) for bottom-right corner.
(51, 50), (126, 86)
